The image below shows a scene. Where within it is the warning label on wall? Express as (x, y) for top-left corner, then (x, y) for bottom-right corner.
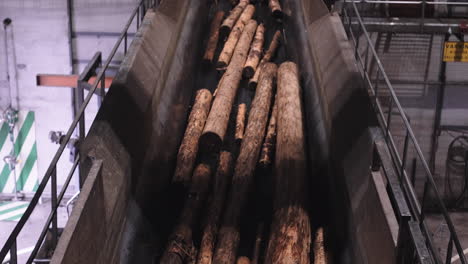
(443, 42), (468, 62)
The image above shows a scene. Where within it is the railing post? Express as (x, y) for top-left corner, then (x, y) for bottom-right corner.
(446, 237), (453, 264)
(51, 165), (58, 248)
(10, 240), (17, 264)
(124, 32), (128, 55)
(401, 129), (410, 179)
(386, 99), (393, 139)
(99, 69), (105, 108)
(397, 218), (412, 264)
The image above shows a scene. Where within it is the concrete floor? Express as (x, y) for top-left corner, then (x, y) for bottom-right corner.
(0, 200), (69, 264)
(426, 212), (468, 264)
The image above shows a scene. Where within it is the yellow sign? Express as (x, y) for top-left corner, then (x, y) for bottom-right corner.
(443, 42), (468, 62)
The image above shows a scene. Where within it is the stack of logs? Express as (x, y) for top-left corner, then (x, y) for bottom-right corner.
(160, 1), (330, 263)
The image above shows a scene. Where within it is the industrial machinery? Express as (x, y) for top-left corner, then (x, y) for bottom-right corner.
(1, 0), (468, 263)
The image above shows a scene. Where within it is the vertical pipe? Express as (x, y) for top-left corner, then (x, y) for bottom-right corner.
(429, 32), (449, 172)
(51, 166), (58, 248)
(3, 18), (20, 109)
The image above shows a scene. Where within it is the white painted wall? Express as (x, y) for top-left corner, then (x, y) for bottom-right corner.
(0, 0), (139, 195)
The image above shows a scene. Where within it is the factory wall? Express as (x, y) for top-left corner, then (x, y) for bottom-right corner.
(0, 0), (140, 195)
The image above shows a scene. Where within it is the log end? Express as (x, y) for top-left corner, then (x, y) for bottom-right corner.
(271, 9), (283, 20)
(199, 131), (223, 154)
(216, 61), (228, 71)
(248, 80), (257, 90)
(243, 66), (255, 79)
(219, 26), (231, 40)
(236, 256), (251, 264)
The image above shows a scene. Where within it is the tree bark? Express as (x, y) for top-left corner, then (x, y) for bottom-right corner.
(243, 24), (265, 78)
(237, 256), (250, 264)
(269, 0), (283, 19)
(197, 151), (234, 264)
(313, 227), (330, 264)
(203, 11), (225, 63)
(161, 163), (213, 264)
(213, 63), (277, 264)
(264, 62), (311, 264)
(200, 20), (257, 153)
(220, 0), (249, 38)
(258, 95), (277, 169)
(173, 89), (213, 189)
(248, 30), (281, 89)
(235, 103), (247, 142)
(217, 5), (255, 70)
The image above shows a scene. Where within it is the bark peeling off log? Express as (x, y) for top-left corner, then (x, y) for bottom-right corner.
(217, 5), (255, 69)
(235, 103), (247, 142)
(248, 30), (281, 89)
(258, 94), (277, 169)
(197, 152), (234, 264)
(264, 62), (311, 264)
(220, 0), (250, 37)
(213, 63), (277, 264)
(243, 24), (265, 78)
(161, 163), (213, 264)
(203, 11), (225, 63)
(200, 20), (257, 153)
(173, 89), (213, 188)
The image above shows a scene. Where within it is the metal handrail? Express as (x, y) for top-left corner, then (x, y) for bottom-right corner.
(349, 0), (468, 5)
(0, 0), (156, 262)
(342, 1), (467, 263)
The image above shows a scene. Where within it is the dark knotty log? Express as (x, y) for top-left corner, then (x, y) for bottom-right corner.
(200, 20), (257, 153)
(269, 0), (283, 19)
(264, 62), (311, 264)
(220, 0), (249, 37)
(251, 223), (264, 264)
(248, 30), (281, 89)
(313, 227), (330, 264)
(235, 103), (247, 142)
(203, 11), (225, 63)
(173, 89), (213, 188)
(217, 5), (255, 70)
(197, 152), (234, 264)
(213, 63), (277, 264)
(237, 256), (250, 264)
(161, 163), (213, 264)
(243, 24), (265, 78)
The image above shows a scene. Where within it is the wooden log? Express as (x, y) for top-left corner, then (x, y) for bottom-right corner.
(212, 63), (277, 264)
(203, 11), (225, 63)
(251, 223), (264, 264)
(217, 5), (255, 70)
(235, 103), (247, 142)
(173, 89), (213, 189)
(248, 30), (281, 89)
(161, 163), (213, 264)
(269, 0), (283, 19)
(313, 227), (329, 264)
(243, 24), (265, 78)
(196, 151), (234, 264)
(264, 62), (311, 264)
(236, 256), (251, 264)
(200, 20), (258, 153)
(220, 0), (249, 37)
(258, 95), (277, 169)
